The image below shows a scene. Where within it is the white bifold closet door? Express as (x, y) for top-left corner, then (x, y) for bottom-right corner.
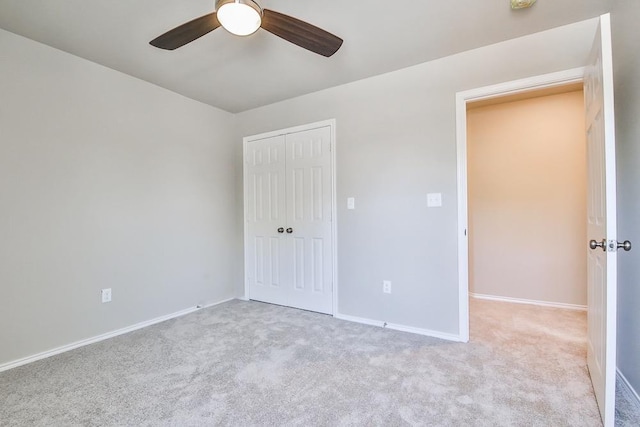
(245, 125), (333, 314)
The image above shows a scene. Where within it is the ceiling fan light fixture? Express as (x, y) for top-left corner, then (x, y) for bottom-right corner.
(216, 0), (262, 36)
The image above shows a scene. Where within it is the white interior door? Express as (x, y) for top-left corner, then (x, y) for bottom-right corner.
(585, 14), (617, 427)
(244, 124), (334, 315)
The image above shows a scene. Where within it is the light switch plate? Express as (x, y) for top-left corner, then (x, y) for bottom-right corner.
(347, 197), (355, 210)
(427, 193), (442, 207)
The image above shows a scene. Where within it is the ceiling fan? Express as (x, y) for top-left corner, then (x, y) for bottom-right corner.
(150, 0), (343, 57)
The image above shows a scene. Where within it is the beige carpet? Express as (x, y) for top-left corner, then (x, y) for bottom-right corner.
(0, 298), (635, 425)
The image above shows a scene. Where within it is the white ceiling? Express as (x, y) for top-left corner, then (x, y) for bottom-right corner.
(0, 0), (612, 113)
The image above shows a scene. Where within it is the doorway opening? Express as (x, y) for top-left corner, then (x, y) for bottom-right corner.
(458, 73), (596, 422)
(466, 84), (587, 312)
(455, 68), (586, 342)
(464, 83), (589, 381)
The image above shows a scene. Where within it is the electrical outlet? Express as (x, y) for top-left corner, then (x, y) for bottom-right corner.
(101, 288), (112, 303)
(383, 280), (392, 294)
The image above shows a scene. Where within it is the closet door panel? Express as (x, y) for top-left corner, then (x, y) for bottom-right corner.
(285, 126), (333, 314)
(245, 135), (289, 306)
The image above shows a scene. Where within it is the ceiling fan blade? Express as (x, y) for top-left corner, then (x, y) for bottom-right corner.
(261, 9), (343, 57)
(150, 13), (220, 50)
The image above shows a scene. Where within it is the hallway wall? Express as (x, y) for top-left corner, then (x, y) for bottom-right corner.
(467, 90), (587, 306)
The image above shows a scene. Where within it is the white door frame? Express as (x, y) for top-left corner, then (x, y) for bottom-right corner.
(455, 68), (585, 342)
(242, 119), (338, 315)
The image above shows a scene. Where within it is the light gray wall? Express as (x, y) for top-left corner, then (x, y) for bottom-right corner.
(236, 19), (598, 335)
(0, 30), (238, 366)
(611, 2), (640, 395)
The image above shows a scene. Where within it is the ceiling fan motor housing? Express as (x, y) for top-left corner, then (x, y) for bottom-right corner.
(216, 0), (263, 15)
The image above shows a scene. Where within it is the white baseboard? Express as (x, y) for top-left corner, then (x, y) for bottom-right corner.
(470, 292), (587, 311)
(0, 297), (235, 373)
(618, 368), (640, 411)
(200, 297), (236, 309)
(334, 313), (464, 343)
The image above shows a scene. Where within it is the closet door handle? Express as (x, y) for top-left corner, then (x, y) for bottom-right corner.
(286, 228), (293, 234)
(277, 227), (284, 233)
